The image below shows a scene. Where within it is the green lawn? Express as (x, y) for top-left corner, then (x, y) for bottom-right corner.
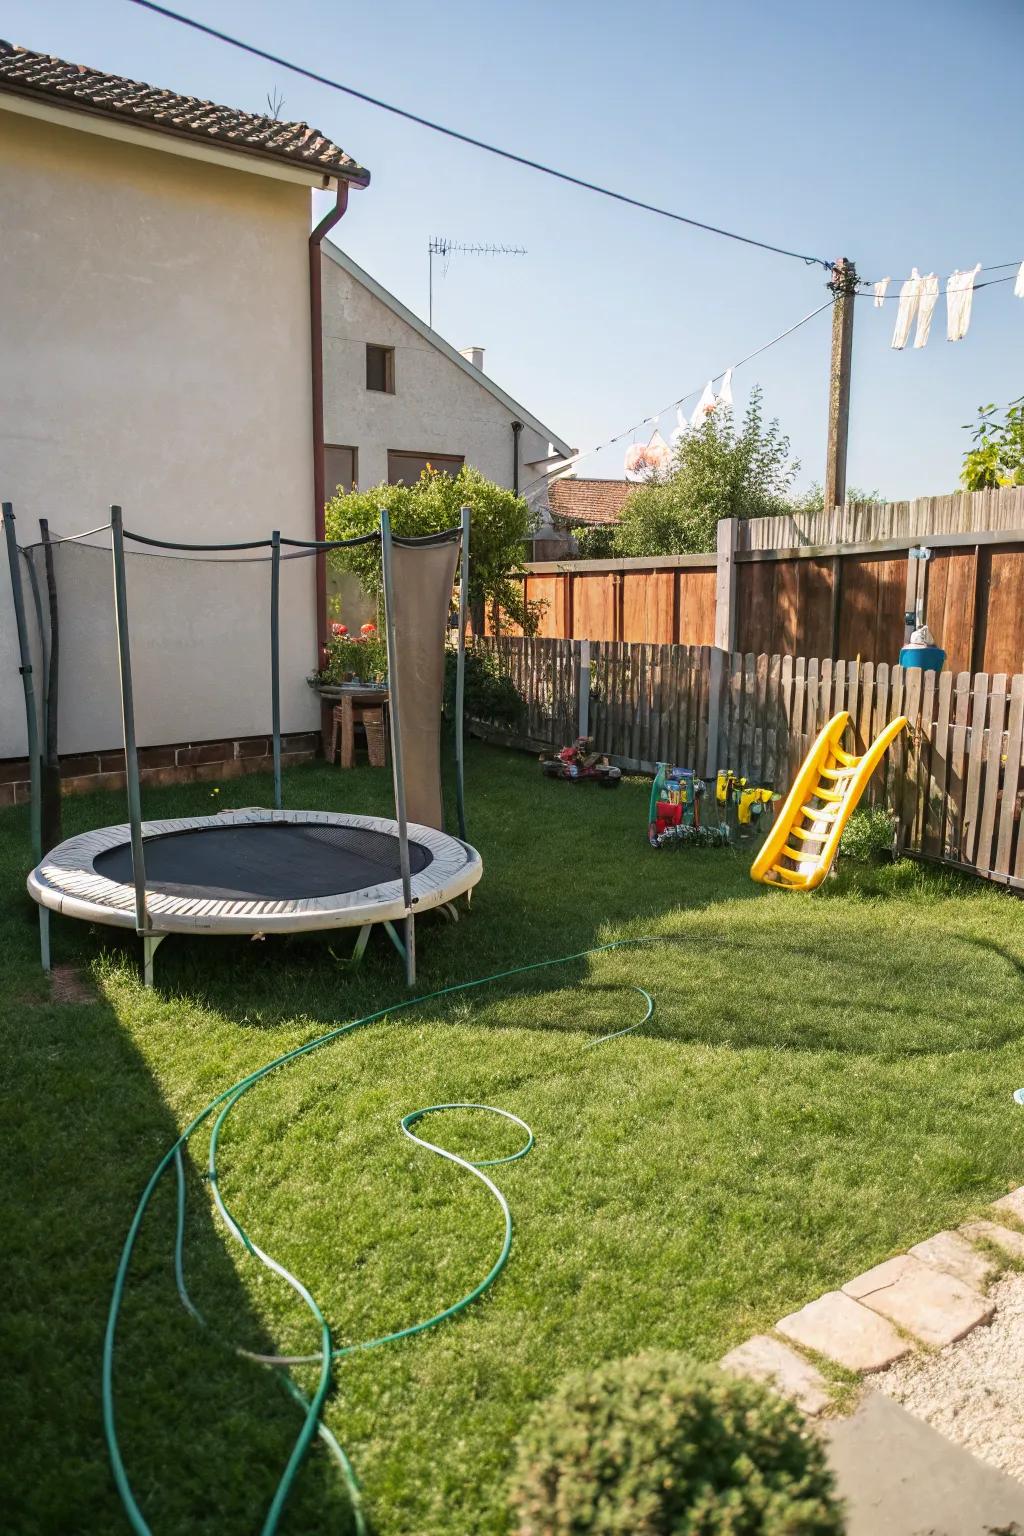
(3, 742), (1024, 1535)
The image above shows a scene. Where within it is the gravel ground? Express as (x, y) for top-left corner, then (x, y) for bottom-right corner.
(877, 1271), (1024, 1483)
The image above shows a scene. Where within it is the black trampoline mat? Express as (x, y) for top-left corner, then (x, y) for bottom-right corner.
(93, 821), (433, 902)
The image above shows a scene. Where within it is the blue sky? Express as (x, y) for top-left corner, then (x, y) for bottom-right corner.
(6, 0), (1022, 496)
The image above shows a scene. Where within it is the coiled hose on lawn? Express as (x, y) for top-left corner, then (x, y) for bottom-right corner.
(104, 938), (659, 1536)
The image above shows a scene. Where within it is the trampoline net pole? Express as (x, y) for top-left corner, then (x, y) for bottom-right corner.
(380, 509), (413, 913)
(39, 519), (63, 851)
(270, 529), (282, 811)
(110, 505), (149, 936)
(3, 503), (42, 864)
(455, 507), (469, 842)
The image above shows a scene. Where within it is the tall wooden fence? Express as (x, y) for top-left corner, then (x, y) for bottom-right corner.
(474, 636), (1024, 890)
(497, 486), (1024, 675)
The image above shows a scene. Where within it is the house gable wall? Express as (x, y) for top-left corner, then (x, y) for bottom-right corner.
(0, 110), (318, 757)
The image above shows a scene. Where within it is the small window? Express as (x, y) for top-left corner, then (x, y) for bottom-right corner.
(324, 445), (357, 496)
(388, 450), (464, 485)
(366, 344), (395, 393)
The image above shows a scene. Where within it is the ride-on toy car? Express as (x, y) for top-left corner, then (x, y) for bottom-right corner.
(540, 737), (622, 786)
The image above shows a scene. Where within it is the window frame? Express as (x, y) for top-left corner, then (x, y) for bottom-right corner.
(387, 450), (465, 485)
(365, 343), (395, 394)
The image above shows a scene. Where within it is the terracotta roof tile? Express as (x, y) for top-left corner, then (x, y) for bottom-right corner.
(0, 39), (370, 184)
(548, 477), (634, 526)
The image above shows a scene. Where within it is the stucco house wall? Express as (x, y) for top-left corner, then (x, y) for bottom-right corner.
(0, 107), (318, 759)
(320, 242), (565, 505)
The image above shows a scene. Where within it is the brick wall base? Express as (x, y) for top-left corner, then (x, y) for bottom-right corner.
(0, 732), (321, 807)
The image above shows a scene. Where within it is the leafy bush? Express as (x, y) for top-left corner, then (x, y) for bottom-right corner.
(839, 806), (898, 863)
(961, 396), (1024, 490)
(444, 647), (524, 732)
(570, 522), (619, 558)
(789, 481), (885, 514)
(325, 464), (542, 633)
(611, 388), (799, 557)
(508, 1351), (842, 1536)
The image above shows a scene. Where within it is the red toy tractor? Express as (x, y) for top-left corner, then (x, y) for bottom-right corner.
(540, 737), (622, 787)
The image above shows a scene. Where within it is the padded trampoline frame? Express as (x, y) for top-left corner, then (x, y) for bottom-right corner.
(4, 503), (478, 988)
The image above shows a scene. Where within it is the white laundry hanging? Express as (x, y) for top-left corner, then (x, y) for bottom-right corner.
(690, 380), (716, 428)
(891, 269), (921, 349)
(1014, 260), (1024, 299)
(913, 273), (940, 348)
(873, 277), (891, 307)
(946, 264), (982, 341)
(716, 368), (734, 410)
(623, 429), (671, 481)
(670, 407), (688, 446)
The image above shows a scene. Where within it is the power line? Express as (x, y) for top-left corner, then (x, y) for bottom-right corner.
(519, 297), (835, 497)
(124, 0), (832, 270)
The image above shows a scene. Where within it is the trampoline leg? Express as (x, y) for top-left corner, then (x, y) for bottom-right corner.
(438, 901), (459, 923)
(350, 924), (372, 965)
(382, 917), (416, 985)
(39, 907), (51, 975)
(404, 914), (416, 987)
(142, 932), (165, 989)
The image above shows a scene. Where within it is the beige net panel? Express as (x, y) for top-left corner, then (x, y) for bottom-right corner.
(23, 536), (314, 757)
(388, 536), (460, 832)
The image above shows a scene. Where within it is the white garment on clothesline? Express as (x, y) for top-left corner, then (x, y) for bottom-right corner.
(1014, 260), (1024, 299)
(891, 268), (921, 349)
(690, 381), (716, 429)
(670, 407), (688, 446)
(914, 273), (940, 348)
(874, 277), (891, 307)
(946, 264), (982, 341)
(716, 368), (734, 410)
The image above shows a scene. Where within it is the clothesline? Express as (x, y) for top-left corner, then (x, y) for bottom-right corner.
(855, 273), (1018, 300)
(517, 297), (834, 498)
(856, 259), (1021, 289)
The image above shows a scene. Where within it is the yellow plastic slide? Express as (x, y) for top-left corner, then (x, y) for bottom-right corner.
(750, 711), (908, 890)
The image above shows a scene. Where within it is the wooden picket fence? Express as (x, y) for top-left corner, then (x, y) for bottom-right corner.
(473, 636), (1024, 889)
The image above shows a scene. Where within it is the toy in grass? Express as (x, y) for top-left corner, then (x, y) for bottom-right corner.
(540, 738), (622, 786)
(715, 770), (778, 840)
(648, 764), (730, 848)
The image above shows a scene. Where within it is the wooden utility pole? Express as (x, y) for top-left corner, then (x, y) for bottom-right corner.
(824, 257), (858, 514)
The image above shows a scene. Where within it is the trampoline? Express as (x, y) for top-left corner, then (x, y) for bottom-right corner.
(5, 504), (480, 986)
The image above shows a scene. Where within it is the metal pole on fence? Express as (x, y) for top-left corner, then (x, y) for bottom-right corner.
(380, 509), (415, 983)
(110, 505), (150, 952)
(455, 505), (470, 841)
(578, 638), (591, 739)
(270, 529), (283, 810)
(3, 504), (42, 865)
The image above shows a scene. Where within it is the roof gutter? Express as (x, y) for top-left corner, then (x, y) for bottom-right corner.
(310, 178), (350, 661)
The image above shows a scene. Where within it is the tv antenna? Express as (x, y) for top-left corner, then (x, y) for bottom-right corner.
(428, 237), (527, 329)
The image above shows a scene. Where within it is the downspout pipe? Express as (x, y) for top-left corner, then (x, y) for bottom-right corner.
(310, 177), (350, 662)
(511, 419), (523, 495)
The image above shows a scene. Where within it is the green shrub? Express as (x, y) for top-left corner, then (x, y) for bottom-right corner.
(570, 522), (619, 559)
(508, 1352), (843, 1536)
(839, 806), (898, 864)
(444, 647), (524, 732)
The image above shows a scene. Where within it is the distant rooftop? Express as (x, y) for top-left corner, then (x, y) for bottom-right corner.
(548, 477), (634, 526)
(0, 38), (370, 185)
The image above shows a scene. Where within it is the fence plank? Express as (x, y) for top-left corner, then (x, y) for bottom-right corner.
(962, 673), (990, 866)
(924, 670), (952, 857)
(995, 672), (1024, 880)
(977, 674), (1007, 874)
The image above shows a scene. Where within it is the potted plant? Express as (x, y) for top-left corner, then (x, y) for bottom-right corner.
(309, 622), (388, 694)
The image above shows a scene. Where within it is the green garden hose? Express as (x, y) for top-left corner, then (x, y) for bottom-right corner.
(104, 938), (660, 1536)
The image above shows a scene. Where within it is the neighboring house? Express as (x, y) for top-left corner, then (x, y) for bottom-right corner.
(0, 39), (368, 768)
(319, 243), (573, 621)
(543, 477), (634, 556)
